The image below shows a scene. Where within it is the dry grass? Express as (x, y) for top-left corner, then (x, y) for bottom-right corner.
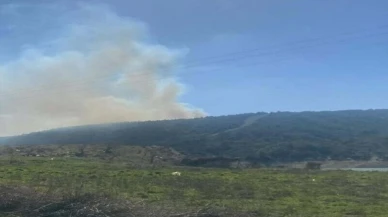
(0, 185), (257, 217)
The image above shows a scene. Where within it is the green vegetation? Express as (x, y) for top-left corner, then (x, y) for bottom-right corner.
(2, 109), (388, 164)
(1, 157), (388, 216)
(0, 144), (184, 168)
(2, 109), (388, 216)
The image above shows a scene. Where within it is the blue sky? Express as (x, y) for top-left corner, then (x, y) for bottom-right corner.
(1, 0), (388, 124)
(106, 0), (388, 114)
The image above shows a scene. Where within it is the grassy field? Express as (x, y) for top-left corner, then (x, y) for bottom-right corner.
(1, 157), (388, 216)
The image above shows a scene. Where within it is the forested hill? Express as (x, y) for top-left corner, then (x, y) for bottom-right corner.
(2, 109), (388, 163)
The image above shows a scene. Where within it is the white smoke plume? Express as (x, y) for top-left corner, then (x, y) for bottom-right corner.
(0, 4), (205, 136)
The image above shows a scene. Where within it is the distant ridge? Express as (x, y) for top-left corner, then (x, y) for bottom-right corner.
(2, 109), (388, 163)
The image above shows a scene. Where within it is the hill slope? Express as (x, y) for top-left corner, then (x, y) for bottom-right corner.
(2, 109), (388, 163)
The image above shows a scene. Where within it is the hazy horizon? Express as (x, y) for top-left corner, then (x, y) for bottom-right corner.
(1, 108), (387, 137)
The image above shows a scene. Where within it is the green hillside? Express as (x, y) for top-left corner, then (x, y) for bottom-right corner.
(2, 109), (388, 163)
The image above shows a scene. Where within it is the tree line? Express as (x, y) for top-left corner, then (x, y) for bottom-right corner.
(2, 109), (388, 163)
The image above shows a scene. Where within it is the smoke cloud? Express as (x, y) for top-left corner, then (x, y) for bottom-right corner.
(0, 4), (205, 136)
